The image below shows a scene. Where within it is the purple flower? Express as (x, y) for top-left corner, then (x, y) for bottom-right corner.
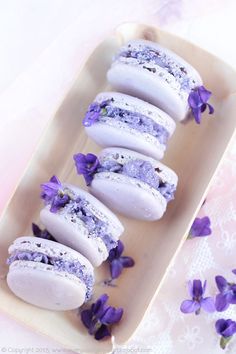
(188, 216), (212, 238)
(188, 85), (214, 124)
(215, 319), (236, 349)
(215, 275), (236, 312)
(80, 294), (123, 340)
(108, 240), (135, 279)
(83, 102), (101, 127)
(180, 279), (215, 315)
(32, 223), (56, 242)
(73, 153), (100, 186)
(40, 175), (70, 212)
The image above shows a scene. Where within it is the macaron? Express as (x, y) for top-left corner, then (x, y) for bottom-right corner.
(7, 236), (94, 311)
(82, 92), (176, 160)
(40, 176), (124, 267)
(74, 148), (178, 221)
(107, 39), (203, 121)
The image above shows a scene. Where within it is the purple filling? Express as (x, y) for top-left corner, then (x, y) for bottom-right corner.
(7, 251), (94, 300)
(62, 196), (117, 253)
(97, 159), (176, 202)
(117, 45), (196, 92)
(83, 100), (169, 145)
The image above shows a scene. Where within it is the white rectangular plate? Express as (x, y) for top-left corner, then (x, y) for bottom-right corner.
(0, 23), (236, 353)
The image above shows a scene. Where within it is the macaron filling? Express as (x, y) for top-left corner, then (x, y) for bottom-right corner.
(58, 196), (117, 252)
(97, 159), (176, 202)
(7, 250), (94, 300)
(83, 99), (169, 145)
(116, 44), (197, 92)
(41, 178), (117, 253)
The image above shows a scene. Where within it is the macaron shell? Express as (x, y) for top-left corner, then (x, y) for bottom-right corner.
(90, 175), (167, 221)
(107, 62), (187, 121)
(8, 236), (94, 273)
(7, 261), (86, 311)
(40, 208), (107, 267)
(124, 39), (203, 84)
(85, 122), (165, 159)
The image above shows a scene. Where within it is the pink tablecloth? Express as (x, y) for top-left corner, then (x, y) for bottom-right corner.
(0, 1), (236, 353)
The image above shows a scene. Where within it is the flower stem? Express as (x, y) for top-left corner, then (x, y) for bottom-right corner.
(220, 336), (232, 350)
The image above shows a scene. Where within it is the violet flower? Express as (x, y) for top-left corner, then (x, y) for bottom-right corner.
(32, 223), (56, 242)
(40, 175), (70, 212)
(80, 293), (123, 340)
(180, 279), (215, 315)
(188, 86), (214, 124)
(215, 318), (236, 350)
(83, 102), (101, 127)
(188, 216), (212, 239)
(73, 153), (100, 186)
(215, 275), (236, 312)
(108, 240), (135, 280)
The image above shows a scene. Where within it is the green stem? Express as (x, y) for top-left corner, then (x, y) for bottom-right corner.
(220, 336), (232, 350)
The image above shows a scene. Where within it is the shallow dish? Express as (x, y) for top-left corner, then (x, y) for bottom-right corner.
(0, 22), (236, 353)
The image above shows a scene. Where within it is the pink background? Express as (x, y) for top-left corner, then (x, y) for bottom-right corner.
(0, 1), (236, 353)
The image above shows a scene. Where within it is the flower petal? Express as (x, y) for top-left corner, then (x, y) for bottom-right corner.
(198, 86), (212, 103)
(228, 292), (236, 304)
(207, 103), (214, 114)
(215, 319), (227, 335)
(202, 280), (207, 295)
(215, 293), (230, 312)
(190, 217), (211, 237)
(215, 275), (227, 292)
(120, 256), (135, 268)
(200, 297), (215, 313)
(80, 309), (93, 329)
(187, 280), (194, 297)
(50, 175), (61, 185)
(180, 300), (200, 313)
(100, 306), (123, 325)
(32, 223), (42, 237)
(222, 321), (236, 338)
(192, 279), (203, 297)
(95, 324), (111, 340)
(188, 91), (201, 108)
(110, 259), (123, 279)
(92, 294), (109, 318)
(116, 240), (124, 257)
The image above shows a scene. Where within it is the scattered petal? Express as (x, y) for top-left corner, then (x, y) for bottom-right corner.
(80, 293), (123, 341)
(107, 240), (135, 280)
(73, 153), (100, 186)
(190, 216), (212, 237)
(188, 86), (214, 124)
(215, 318), (236, 337)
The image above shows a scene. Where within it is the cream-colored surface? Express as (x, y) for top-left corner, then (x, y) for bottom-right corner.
(0, 23), (236, 353)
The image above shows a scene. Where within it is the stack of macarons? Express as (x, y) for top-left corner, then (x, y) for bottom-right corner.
(6, 38), (213, 312)
(78, 38), (214, 218)
(7, 176), (124, 310)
